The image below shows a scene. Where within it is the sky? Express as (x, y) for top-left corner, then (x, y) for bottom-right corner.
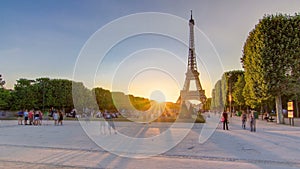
(1, 0), (300, 102)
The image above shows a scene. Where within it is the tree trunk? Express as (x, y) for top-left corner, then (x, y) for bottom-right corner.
(261, 105), (263, 120)
(295, 97), (299, 118)
(275, 95), (283, 124)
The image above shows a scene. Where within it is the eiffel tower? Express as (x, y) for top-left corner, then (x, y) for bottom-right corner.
(178, 11), (207, 108)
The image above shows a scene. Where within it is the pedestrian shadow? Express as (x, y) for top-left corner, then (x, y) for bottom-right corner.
(216, 124), (300, 167)
(96, 151), (131, 169)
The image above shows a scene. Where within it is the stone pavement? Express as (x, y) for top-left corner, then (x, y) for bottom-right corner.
(0, 115), (300, 169)
(283, 117), (300, 127)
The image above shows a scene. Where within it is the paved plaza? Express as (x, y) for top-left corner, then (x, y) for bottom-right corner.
(0, 115), (300, 169)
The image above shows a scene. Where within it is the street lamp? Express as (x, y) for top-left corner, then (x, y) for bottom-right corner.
(41, 80), (49, 114)
(229, 93), (232, 116)
(228, 73), (232, 117)
(42, 82), (45, 113)
(286, 67), (300, 118)
(283, 67), (292, 124)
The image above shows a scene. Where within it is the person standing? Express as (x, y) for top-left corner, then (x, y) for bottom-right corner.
(106, 112), (117, 134)
(250, 111), (256, 132)
(28, 110), (34, 125)
(100, 112), (108, 135)
(72, 108), (77, 118)
(58, 111), (63, 125)
(34, 110), (39, 125)
(17, 110), (24, 125)
(38, 110), (43, 125)
(241, 111), (247, 129)
(23, 109), (28, 125)
(222, 110), (229, 130)
(53, 111), (58, 126)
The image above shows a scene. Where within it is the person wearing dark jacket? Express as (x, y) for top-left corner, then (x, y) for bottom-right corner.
(58, 111), (64, 125)
(222, 111), (229, 130)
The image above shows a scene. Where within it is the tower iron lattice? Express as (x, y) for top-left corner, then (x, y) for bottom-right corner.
(178, 11), (207, 107)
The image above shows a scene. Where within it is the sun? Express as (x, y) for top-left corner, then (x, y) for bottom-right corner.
(150, 90), (166, 103)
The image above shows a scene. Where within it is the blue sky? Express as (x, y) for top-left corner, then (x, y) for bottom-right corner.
(1, 0), (300, 102)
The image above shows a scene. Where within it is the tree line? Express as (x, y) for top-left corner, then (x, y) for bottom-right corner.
(0, 76), (205, 121)
(0, 77), (153, 113)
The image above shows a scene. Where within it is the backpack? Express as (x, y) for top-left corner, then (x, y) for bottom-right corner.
(242, 114), (247, 120)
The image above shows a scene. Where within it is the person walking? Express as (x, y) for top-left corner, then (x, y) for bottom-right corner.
(34, 110), (39, 126)
(100, 112), (109, 135)
(222, 110), (229, 130)
(106, 112), (117, 134)
(58, 111), (63, 125)
(241, 111), (247, 129)
(53, 111), (58, 126)
(28, 110), (34, 125)
(250, 112), (256, 132)
(17, 110), (24, 125)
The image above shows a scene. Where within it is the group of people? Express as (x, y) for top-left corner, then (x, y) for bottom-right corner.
(50, 109), (64, 126)
(221, 110), (256, 132)
(96, 110), (117, 135)
(241, 111), (256, 132)
(100, 117), (117, 135)
(17, 108), (64, 126)
(18, 109), (43, 126)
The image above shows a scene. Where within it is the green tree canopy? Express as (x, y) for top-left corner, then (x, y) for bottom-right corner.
(0, 88), (11, 110)
(241, 13), (300, 123)
(232, 74), (245, 110)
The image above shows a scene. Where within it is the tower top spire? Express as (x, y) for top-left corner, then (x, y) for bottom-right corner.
(189, 10), (194, 25)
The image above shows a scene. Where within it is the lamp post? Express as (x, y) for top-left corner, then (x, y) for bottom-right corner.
(42, 82), (45, 113)
(41, 79), (48, 114)
(0, 74), (5, 111)
(286, 67), (300, 118)
(296, 93), (299, 118)
(284, 67), (292, 124)
(229, 93), (232, 117)
(228, 73), (232, 117)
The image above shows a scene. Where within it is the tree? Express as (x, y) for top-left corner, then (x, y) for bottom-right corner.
(242, 14), (300, 123)
(232, 74), (245, 111)
(210, 89), (216, 110)
(72, 81), (97, 112)
(0, 74), (11, 110)
(210, 70), (244, 112)
(213, 80), (224, 111)
(11, 78), (76, 111)
(221, 74), (227, 109)
(203, 98), (211, 111)
(0, 88), (11, 110)
(11, 78), (38, 110)
(93, 87), (116, 111)
(224, 71), (244, 111)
